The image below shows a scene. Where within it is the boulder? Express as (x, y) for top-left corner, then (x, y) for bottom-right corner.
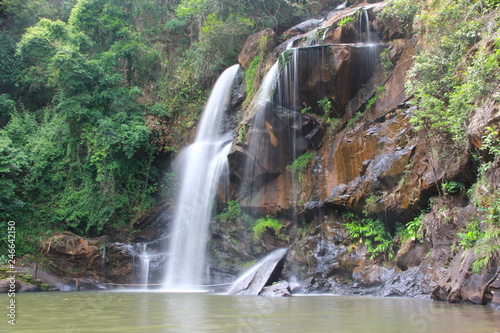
(283, 19), (324, 40)
(227, 248), (288, 295)
(259, 281), (292, 297)
(238, 28), (278, 70)
(40, 232), (134, 285)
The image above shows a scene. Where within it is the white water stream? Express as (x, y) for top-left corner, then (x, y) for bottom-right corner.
(162, 64), (240, 290)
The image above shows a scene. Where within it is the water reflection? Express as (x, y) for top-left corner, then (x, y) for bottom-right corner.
(6, 291), (500, 333)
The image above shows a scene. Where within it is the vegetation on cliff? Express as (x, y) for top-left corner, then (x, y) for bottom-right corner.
(402, 0), (500, 273)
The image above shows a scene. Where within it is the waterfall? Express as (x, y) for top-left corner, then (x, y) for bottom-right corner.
(359, 8), (372, 44)
(163, 64), (240, 290)
(140, 254), (150, 288)
(364, 9), (371, 44)
(239, 44), (330, 209)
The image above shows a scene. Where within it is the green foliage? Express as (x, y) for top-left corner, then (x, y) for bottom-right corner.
(0, 0), (356, 255)
(315, 98), (341, 130)
(244, 34), (273, 105)
(379, 0), (420, 31)
(481, 127), (500, 158)
(441, 180), (465, 195)
(253, 216), (283, 241)
(175, 0), (208, 19)
(399, 213), (424, 242)
(216, 200), (254, 226)
(457, 215), (500, 274)
(1, 0), (62, 35)
(216, 201), (242, 223)
(0, 2), (162, 241)
(379, 48), (393, 71)
(317, 98), (331, 116)
(485, 0), (500, 9)
(287, 153), (314, 174)
(338, 16), (354, 27)
(238, 125), (246, 142)
(365, 86), (385, 111)
(407, 0), (499, 143)
(245, 55), (261, 103)
(465, 147), (500, 273)
(300, 106), (312, 114)
(343, 212), (394, 259)
(458, 218), (483, 249)
(363, 194), (379, 214)
(0, 95), (17, 127)
(471, 228), (500, 274)
(287, 152), (314, 183)
(195, 13), (254, 79)
(347, 112), (363, 127)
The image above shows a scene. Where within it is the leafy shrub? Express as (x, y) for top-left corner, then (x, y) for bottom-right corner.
(343, 212), (394, 259)
(253, 216), (283, 240)
(379, 48), (393, 71)
(458, 218), (483, 249)
(379, 0), (420, 31)
(365, 86), (385, 111)
(441, 180), (465, 195)
(471, 228), (500, 274)
(287, 152), (314, 183)
(217, 201), (242, 223)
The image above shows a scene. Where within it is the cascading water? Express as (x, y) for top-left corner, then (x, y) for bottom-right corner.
(239, 44), (329, 201)
(363, 8), (372, 44)
(162, 64), (240, 290)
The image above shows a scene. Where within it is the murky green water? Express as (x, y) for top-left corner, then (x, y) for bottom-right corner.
(2, 291), (499, 332)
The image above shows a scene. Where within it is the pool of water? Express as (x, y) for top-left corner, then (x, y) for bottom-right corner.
(3, 291), (500, 332)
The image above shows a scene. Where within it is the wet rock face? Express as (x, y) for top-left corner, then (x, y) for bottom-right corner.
(283, 217), (436, 298)
(40, 233), (134, 285)
(211, 0), (499, 305)
(229, 44), (382, 215)
(207, 217), (256, 285)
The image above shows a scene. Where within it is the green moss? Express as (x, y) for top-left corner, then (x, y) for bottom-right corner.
(244, 55), (261, 102)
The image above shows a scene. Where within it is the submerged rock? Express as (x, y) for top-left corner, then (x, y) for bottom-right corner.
(227, 248), (288, 296)
(259, 281), (292, 297)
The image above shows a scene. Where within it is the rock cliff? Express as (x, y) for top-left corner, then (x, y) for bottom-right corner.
(208, 0), (500, 306)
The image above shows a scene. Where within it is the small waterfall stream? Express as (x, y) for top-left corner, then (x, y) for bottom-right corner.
(359, 8), (373, 44)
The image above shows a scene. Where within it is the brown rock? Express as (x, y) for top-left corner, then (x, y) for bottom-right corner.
(238, 28), (277, 70)
(0, 278), (17, 293)
(40, 233), (134, 284)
